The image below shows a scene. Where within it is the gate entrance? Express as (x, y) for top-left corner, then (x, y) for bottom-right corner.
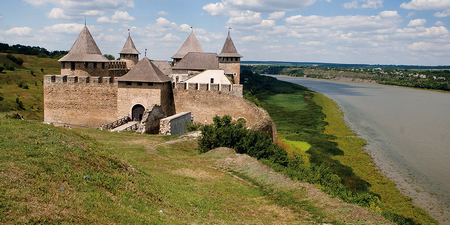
(132, 104), (145, 121)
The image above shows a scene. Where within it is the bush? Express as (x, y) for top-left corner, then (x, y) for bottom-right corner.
(22, 84), (29, 89)
(186, 122), (203, 132)
(6, 54), (23, 66)
(30, 70), (35, 76)
(198, 115), (289, 168)
(0, 66), (4, 73)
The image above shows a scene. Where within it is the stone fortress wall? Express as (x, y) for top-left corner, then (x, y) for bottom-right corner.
(43, 75), (118, 128)
(173, 87), (277, 142)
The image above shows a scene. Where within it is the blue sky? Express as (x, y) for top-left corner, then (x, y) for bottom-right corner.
(0, 0), (449, 66)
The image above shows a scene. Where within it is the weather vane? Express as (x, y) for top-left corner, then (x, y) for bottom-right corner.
(145, 48), (147, 57)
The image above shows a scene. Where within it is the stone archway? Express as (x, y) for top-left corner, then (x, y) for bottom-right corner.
(132, 104), (145, 121)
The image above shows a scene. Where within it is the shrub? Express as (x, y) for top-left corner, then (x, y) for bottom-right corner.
(30, 70), (35, 76)
(0, 66), (4, 73)
(22, 84), (29, 89)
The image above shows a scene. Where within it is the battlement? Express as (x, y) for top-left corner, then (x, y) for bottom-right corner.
(44, 75), (116, 85)
(173, 82), (243, 98)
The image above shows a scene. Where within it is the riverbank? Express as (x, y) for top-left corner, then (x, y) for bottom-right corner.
(243, 71), (438, 224)
(273, 75), (449, 225)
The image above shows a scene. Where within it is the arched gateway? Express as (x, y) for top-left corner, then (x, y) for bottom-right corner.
(132, 104), (145, 121)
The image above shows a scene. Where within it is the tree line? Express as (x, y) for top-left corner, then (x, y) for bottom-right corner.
(0, 43), (68, 59)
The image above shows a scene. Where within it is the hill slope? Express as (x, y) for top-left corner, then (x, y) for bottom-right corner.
(0, 118), (391, 224)
(0, 53), (60, 120)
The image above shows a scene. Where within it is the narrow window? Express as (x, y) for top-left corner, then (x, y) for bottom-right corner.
(94, 62), (97, 69)
(126, 82), (132, 86)
(148, 82), (153, 86)
(102, 62), (105, 69)
(210, 78), (214, 84)
(71, 62), (75, 71)
(84, 62), (88, 69)
(137, 82), (142, 86)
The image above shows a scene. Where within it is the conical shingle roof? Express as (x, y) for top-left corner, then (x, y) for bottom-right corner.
(119, 34), (140, 55)
(59, 26), (109, 62)
(116, 57), (171, 83)
(218, 32), (242, 58)
(171, 32), (204, 59)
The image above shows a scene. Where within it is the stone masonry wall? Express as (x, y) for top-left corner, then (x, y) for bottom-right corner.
(160, 112), (191, 135)
(61, 62), (109, 77)
(117, 82), (162, 118)
(44, 75), (118, 128)
(219, 62), (241, 84)
(173, 89), (277, 142)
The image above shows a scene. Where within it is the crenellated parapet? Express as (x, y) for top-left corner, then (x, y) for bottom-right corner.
(44, 75), (117, 86)
(173, 82), (243, 98)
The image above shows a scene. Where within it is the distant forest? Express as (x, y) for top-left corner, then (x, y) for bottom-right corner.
(0, 43), (68, 59)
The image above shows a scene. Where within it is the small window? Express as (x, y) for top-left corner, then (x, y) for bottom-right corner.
(148, 82), (153, 86)
(84, 62), (88, 69)
(126, 82), (132, 86)
(71, 62), (75, 71)
(137, 82), (142, 86)
(210, 78), (214, 84)
(102, 62), (105, 69)
(94, 62), (97, 69)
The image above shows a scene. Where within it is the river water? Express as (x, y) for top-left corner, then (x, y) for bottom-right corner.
(273, 75), (450, 224)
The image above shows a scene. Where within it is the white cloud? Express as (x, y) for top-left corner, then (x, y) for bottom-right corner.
(157, 11), (169, 16)
(361, 0), (383, 9)
(204, 0), (316, 13)
(24, 0), (134, 18)
(5, 27), (33, 36)
(407, 18), (426, 27)
(268, 11), (285, 20)
(111, 11), (135, 21)
(343, 1), (358, 9)
(47, 8), (72, 19)
(434, 11), (449, 18)
(408, 42), (450, 51)
(343, 0), (383, 9)
(299, 41), (324, 46)
(286, 11), (400, 31)
(227, 10), (262, 25)
(400, 0), (450, 11)
(406, 12), (417, 18)
(97, 10), (135, 24)
(160, 33), (180, 42)
(42, 23), (100, 34)
(242, 35), (263, 42)
(435, 21), (444, 26)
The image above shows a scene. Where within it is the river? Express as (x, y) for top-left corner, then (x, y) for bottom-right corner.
(273, 75), (450, 224)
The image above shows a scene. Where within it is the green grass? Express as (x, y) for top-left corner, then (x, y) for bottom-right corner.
(2, 118), (390, 224)
(0, 53), (60, 120)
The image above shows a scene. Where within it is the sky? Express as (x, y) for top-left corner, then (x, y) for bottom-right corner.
(0, 0), (450, 66)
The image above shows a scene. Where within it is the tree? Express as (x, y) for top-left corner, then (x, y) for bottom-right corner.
(104, 54), (115, 60)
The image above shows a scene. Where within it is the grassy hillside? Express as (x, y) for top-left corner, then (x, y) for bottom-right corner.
(0, 53), (60, 120)
(0, 117), (393, 224)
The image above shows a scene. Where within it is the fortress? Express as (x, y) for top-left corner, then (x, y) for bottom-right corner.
(44, 25), (277, 140)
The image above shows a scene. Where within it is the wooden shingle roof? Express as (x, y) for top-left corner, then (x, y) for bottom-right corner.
(172, 52), (219, 70)
(59, 26), (109, 62)
(218, 32), (242, 58)
(171, 32), (204, 59)
(119, 34), (140, 55)
(116, 57), (171, 83)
